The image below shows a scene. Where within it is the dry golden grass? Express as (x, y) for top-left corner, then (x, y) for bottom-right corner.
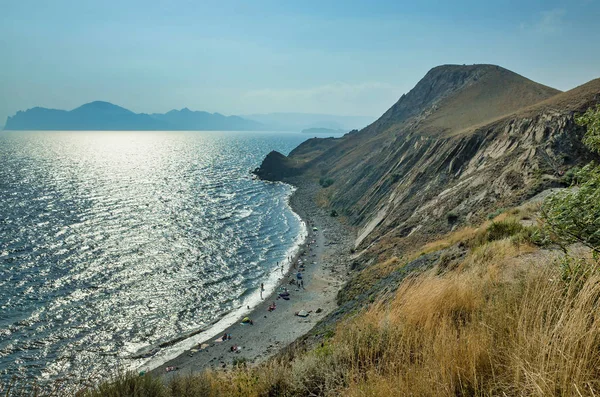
(172, 234), (600, 397)
(419, 225), (481, 255)
(334, 245), (600, 396)
(413, 202), (541, 257)
(339, 257), (403, 303)
(314, 188), (331, 208)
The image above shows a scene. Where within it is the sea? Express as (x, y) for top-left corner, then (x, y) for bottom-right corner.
(0, 130), (315, 387)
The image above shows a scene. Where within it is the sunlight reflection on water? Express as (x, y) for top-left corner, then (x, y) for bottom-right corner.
(0, 131), (307, 384)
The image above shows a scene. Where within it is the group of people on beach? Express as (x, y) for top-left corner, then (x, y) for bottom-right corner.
(260, 228), (318, 300)
(161, 224), (322, 373)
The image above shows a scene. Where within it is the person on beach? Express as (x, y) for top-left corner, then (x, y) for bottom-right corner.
(300, 279), (304, 289)
(260, 282), (264, 299)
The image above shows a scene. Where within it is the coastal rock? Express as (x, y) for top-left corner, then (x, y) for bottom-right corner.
(252, 150), (301, 181)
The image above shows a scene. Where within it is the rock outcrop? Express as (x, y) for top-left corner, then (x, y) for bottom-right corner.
(253, 151), (301, 181)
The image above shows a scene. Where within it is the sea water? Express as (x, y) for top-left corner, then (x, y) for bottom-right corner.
(0, 130), (309, 385)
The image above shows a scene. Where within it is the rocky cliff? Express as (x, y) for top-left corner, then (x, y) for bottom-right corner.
(255, 65), (600, 252)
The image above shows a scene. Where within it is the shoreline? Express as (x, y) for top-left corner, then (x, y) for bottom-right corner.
(148, 178), (352, 380)
(131, 183), (308, 372)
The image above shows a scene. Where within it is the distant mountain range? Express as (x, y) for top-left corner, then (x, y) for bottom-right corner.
(243, 112), (374, 131)
(3, 102), (375, 132)
(3, 101), (265, 131)
(301, 127), (348, 135)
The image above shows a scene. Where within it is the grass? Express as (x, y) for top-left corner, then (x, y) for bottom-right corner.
(80, 372), (167, 397)
(337, 257), (402, 304)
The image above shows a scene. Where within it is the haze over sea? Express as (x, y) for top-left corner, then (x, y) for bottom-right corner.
(0, 131), (311, 384)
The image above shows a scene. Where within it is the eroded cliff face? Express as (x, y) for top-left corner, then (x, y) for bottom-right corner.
(254, 65), (600, 253)
(349, 110), (597, 251)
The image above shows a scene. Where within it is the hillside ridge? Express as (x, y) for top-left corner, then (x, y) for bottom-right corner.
(254, 65), (600, 250)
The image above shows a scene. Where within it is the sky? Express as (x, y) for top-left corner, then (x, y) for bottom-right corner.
(1, 0), (600, 125)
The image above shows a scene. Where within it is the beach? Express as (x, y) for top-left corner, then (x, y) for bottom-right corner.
(149, 179), (352, 380)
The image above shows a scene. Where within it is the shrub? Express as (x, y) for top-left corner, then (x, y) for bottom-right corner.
(487, 208), (506, 220)
(542, 163), (600, 254)
(232, 357), (248, 368)
(561, 166), (581, 186)
(319, 178), (335, 188)
(541, 105), (600, 256)
(469, 218), (525, 248)
(577, 104), (600, 153)
(446, 211), (458, 224)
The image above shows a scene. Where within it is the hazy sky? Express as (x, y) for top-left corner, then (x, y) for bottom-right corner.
(1, 0), (599, 125)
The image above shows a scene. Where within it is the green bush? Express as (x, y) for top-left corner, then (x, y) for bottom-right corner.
(558, 256), (595, 284)
(541, 106), (600, 256)
(232, 357), (248, 368)
(578, 104), (600, 154)
(542, 164), (600, 253)
(561, 166), (582, 186)
(446, 211), (458, 224)
(470, 218), (526, 248)
(485, 219), (524, 241)
(487, 208), (506, 220)
(319, 178), (335, 188)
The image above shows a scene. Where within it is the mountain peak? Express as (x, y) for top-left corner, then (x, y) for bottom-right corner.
(373, 64), (561, 136)
(72, 101), (133, 115)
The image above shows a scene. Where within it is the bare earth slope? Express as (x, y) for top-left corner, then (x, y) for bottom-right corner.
(254, 65), (600, 253)
(420, 65), (561, 136)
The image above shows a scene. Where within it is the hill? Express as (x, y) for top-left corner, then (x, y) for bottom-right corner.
(243, 112), (374, 132)
(150, 108), (264, 131)
(254, 65), (600, 251)
(3, 102), (265, 131)
(301, 127), (347, 135)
